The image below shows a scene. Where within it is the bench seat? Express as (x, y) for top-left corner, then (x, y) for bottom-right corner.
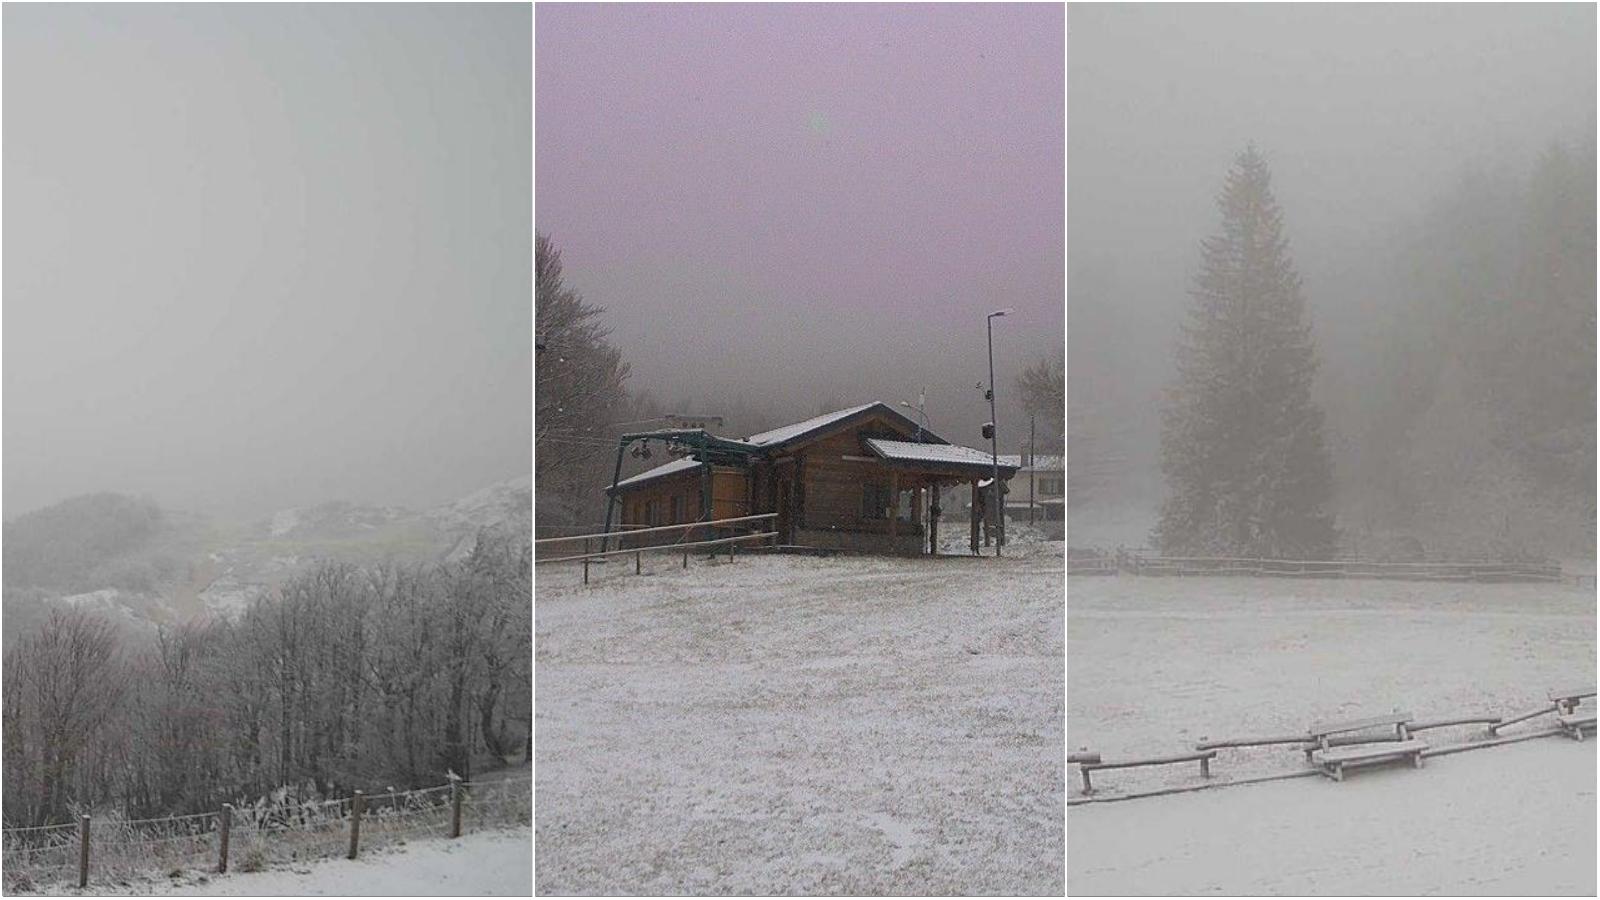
(1549, 686), (1596, 714)
(1558, 712), (1598, 741)
(1313, 739), (1427, 781)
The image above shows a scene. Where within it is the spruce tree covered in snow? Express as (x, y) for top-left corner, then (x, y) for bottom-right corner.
(1155, 147), (1335, 558)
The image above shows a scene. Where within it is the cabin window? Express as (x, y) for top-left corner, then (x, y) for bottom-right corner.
(1041, 477), (1063, 495)
(861, 483), (890, 520)
(644, 499), (661, 526)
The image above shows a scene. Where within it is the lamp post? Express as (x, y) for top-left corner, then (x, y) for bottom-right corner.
(987, 309), (1011, 557)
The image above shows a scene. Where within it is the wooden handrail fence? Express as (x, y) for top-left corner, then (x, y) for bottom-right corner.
(1066, 548), (1563, 583)
(0, 773), (529, 891)
(535, 514), (779, 584)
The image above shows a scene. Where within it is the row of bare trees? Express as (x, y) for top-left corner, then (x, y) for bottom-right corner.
(2, 531), (530, 828)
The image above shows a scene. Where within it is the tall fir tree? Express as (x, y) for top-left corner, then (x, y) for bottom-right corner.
(1155, 147), (1336, 557)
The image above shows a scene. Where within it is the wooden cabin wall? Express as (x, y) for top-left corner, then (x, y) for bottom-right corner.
(797, 419), (923, 536)
(615, 465), (750, 546)
(711, 469), (751, 520)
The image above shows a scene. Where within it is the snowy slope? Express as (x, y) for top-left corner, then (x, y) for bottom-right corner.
(118, 828), (530, 896)
(1067, 574), (1596, 894)
(535, 544), (1065, 894)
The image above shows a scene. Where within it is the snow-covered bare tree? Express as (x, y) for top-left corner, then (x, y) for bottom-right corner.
(1015, 357), (1065, 449)
(1156, 147), (1336, 558)
(536, 233), (630, 524)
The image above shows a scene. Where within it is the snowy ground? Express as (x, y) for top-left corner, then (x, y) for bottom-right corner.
(535, 543), (1064, 894)
(99, 828), (531, 896)
(1068, 574), (1596, 894)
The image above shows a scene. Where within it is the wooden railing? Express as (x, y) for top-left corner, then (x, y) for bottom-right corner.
(534, 514), (779, 584)
(1106, 552), (1562, 583)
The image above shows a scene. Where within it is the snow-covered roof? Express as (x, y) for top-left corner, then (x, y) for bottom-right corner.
(608, 457), (701, 491)
(866, 439), (1021, 474)
(743, 403), (880, 446)
(995, 454), (1064, 471)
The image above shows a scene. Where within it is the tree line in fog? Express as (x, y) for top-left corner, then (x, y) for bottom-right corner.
(2, 530), (531, 827)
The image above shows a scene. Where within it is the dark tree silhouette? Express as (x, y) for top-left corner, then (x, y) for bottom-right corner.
(1155, 147), (1336, 558)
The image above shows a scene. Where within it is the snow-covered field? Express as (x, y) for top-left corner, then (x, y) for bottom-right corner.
(535, 544), (1064, 894)
(1068, 574), (1597, 895)
(105, 828), (531, 896)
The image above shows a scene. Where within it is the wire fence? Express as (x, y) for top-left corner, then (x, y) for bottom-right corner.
(1, 771), (532, 892)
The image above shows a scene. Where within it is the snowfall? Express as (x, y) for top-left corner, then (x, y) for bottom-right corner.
(1069, 573), (1597, 895)
(534, 529), (1065, 894)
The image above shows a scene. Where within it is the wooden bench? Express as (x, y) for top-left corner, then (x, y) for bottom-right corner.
(1303, 712), (1413, 760)
(1548, 685), (1596, 715)
(1313, 739), (1427, 781)
(1078, 750), (1216, 795)
(1558, 712), (1598, 741)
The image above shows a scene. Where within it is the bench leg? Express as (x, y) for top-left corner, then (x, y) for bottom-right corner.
(1080, 768), (1093, 795)
(1412, 751), (1423, 769)
(1332, 763), (1343, 782)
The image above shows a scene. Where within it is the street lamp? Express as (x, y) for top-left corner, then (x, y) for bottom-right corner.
(987, 308), (1011, 557)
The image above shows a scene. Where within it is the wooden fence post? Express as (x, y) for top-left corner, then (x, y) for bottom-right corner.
(218, 804), (233, 874)
(450, 780), (464, 839)
(78, 814), (91, 888)
(348, 791), (364, 859)
(635, 551), (641, 575)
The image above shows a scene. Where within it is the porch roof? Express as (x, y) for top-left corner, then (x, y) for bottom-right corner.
(865, 439), (1022, 478)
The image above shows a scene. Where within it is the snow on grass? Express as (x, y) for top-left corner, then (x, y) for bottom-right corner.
(1068, 573), (1596, 894)
(84, 828), (530, 896)
(535, 546), (1064, 894)
(1069, 742), (1594, 896)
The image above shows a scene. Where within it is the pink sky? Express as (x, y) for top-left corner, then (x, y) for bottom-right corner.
(536, 3), (1063, 433)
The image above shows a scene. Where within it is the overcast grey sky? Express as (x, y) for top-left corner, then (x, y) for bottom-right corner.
(5, 3), (530, 518)
(536, 3), (1063, 446)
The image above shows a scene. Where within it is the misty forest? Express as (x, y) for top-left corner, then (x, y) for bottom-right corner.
(1084, 137), (1595, 560)
(1071, 25), (1595, 562)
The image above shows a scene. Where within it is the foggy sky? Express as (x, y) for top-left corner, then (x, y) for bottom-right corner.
(4, 4), (531, 519)
(1068, 3), (1595, 507)
(536, 3), (1064, 448)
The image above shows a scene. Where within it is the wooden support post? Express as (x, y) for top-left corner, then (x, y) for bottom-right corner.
(1079, 768), (1093, 795)
(78, 814), (90, 888)
(970, 480), (980, 555)
(683, 551), (688, 569)
(583, 558), (589, 585)
(218, 804), (232, 874)
(888, 470), (899, 545)
(1200, 756), (1211, 778)
(348, 791), (364, 859)
(635, 551), (641, 574)
(450, 780), (464, 839)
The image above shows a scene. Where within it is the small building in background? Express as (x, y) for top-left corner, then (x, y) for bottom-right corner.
(1000, 453), (1065, 522)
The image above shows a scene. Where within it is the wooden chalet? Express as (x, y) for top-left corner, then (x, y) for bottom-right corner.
(604, 402), (1020, 556)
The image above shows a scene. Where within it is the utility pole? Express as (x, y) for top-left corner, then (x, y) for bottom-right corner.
(986, 309), (1011, 557)
(1029, 414), (1036, 525)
